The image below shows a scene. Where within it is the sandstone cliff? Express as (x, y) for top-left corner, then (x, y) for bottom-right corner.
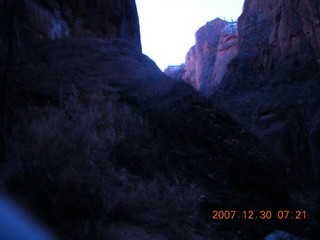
(211, 0), (320, 188)
(165, 18), (238, 94)
(212, 22), (238, 87)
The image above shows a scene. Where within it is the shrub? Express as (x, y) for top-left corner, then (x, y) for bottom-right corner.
(3, 98), (202, 240)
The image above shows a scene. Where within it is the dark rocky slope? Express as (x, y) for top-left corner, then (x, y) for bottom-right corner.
(0, 0), (311, 239)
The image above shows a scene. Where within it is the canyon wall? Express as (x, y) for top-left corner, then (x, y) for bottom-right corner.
(0, 0), (146, 101)
(0, 0), (141, 64)
(211, 0), (320, 185)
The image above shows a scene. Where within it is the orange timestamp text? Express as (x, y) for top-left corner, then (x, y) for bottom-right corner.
(212, 210), (307, 220)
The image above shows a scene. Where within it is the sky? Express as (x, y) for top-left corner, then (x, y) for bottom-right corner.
(136, 0), (245, 70)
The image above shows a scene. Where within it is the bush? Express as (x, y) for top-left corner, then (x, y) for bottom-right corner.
(3, 98), (202, 240)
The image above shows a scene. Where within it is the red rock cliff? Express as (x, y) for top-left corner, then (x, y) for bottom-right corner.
(212, 22), (238, 87)
(237, 0), (320, 73)
(165, 18), (238, 95)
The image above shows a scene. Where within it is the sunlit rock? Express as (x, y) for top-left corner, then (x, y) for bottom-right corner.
(165, 18), (238, 95)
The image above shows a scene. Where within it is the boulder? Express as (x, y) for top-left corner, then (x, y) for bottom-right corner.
(264, 230), (305, 240)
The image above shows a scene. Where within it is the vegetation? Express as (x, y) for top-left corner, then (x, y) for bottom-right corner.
(2, 97), (204, 239)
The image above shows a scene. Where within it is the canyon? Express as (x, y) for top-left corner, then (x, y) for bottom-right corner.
(0, 0), (319, 239)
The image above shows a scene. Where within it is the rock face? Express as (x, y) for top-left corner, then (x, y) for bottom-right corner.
(211, 0), (320, 186)
(0, 0), (141, 63)
(163, 64), (184, 79)
(7, 39), (167, 102)
(183, 18), (228, 93)
(212, 22), (238, 87)
(165, 19), (238, 95)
